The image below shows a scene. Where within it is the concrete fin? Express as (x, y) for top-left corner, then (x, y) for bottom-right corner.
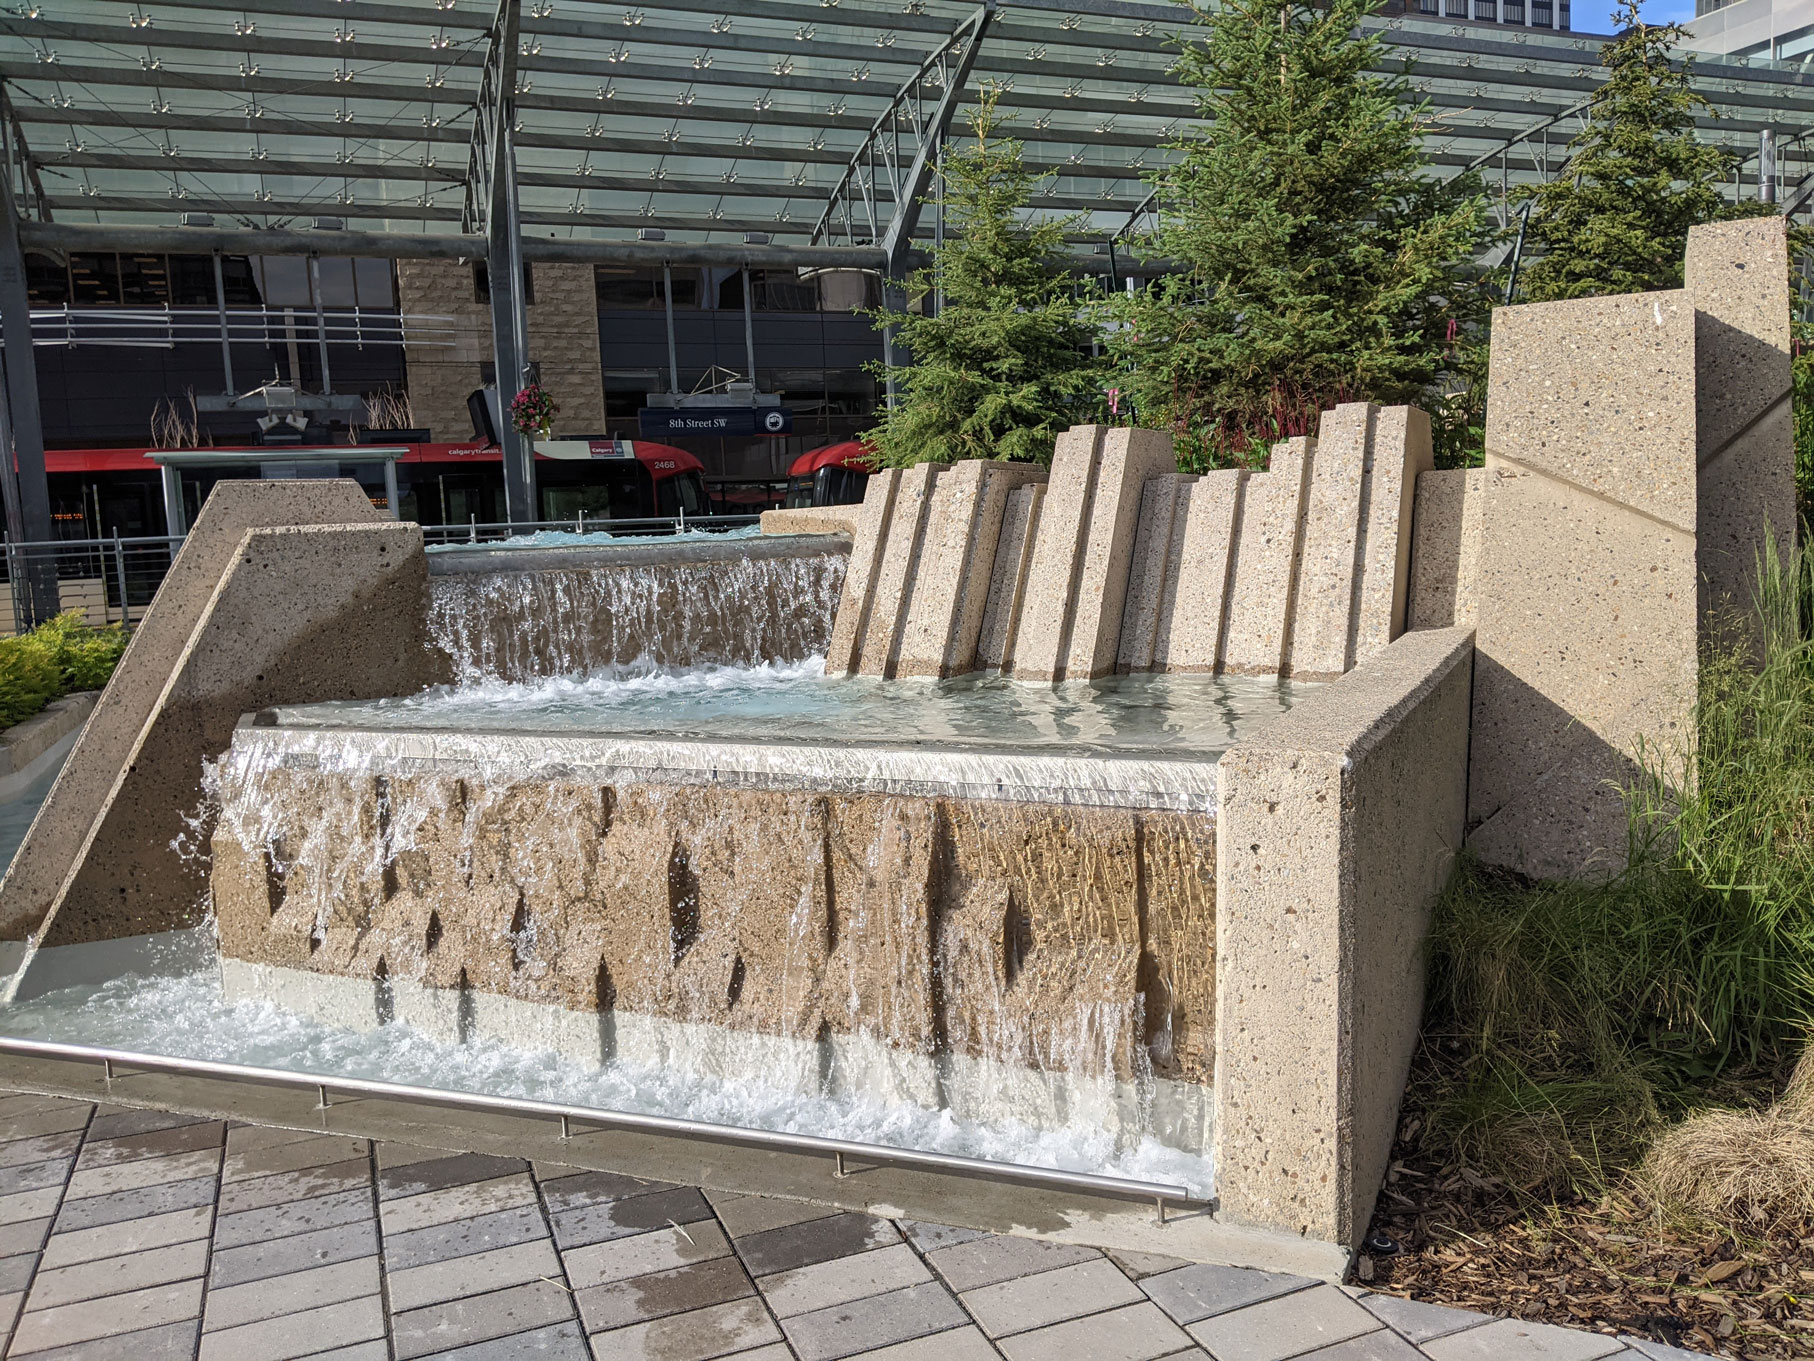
(1406, 467), (1491, 632)
(897, 462), (1048, 679)
(1061, 428), (1180, 682)
(1012, 426), (1110, 683)
(1221, 439), (1313, 677)
(1153, 470), (1246, 675)
(976, 483), (1044, 673)
(1117, 474), (1196, 674)
(1352, 405), (1434, 667)
(856, 462), (947, 679)
(1285, 406), (1370, 680)
(0, 480), (394, 947)
(824, 467), (902, 677)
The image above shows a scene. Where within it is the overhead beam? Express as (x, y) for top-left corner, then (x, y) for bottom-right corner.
(16, 219), (889, 268)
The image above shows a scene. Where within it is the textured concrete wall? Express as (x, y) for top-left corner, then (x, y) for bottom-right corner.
(396, 259), (606, 442)
(760, 506), (858, 537)
(0, 482), (399, 949)
(1467, 291), (1700, 881)
(211, 757), (1219, 1128)
(1686, 216), (1795, 646)
(1215, 625), (1473, 1249)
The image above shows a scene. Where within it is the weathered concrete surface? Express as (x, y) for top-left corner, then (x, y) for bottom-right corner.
(896, 461), (1048, 679)
(1468, 291), (1699, 881)
(759, 505), (858, 537)
(1215, 626), (1473, 1250)
(1406, 468), (1491, 631)
(1287, 409), (1368, 680)
(1686, 216), (1795, 645)
(1014, 427), (1178, 683)
(29, 522), (440, 950)
(1353, 405), (1434, 665)
(0, 481), (398, 948)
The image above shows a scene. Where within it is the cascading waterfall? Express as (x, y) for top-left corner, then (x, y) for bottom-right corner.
(427, 549), (847, 682)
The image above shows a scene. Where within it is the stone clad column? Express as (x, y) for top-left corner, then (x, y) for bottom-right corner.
(1687, 216), (1794, 647)
(857, 462), (948, 677)
(824, 468), (902, 677)
(1153, 470), (1246, 675)
(1286, 406), (1371, 681)
(1467, 290), (1700, 880)
(976, 483), (1045, 672)
(1117, 473), (1198, 674)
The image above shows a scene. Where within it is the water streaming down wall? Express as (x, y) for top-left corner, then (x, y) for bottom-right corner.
(206, 726), (1219, 1154)
(426, 538), (848, 682)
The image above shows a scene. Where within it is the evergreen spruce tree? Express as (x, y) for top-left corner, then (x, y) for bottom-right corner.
(866, 87), (1103, 467)
(1106, 0), (1488, 470)
(1518, 0), (1757, 302)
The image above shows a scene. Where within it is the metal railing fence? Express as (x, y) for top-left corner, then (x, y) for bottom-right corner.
(14, 305), (457, 351)
(0, 515), (764, 635)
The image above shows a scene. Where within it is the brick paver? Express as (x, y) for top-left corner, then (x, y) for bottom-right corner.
(0, 1088), (1713, 1361)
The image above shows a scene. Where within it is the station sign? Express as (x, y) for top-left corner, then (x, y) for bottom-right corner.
(638, 406), (793, 438)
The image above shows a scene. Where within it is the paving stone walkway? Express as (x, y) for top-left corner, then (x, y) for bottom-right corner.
(0, 1089), (1707, 1361)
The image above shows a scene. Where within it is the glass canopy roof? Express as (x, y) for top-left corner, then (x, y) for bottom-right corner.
(2, 0), (1810, 246)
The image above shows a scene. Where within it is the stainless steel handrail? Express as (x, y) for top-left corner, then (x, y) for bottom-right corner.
(0, 1034), (1201, 1220)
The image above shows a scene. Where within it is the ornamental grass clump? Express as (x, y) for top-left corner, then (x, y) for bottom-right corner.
(1420, 534), (1814, 1197)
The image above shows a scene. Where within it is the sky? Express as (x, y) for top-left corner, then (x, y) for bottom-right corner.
(1640, 0), (1699, 22)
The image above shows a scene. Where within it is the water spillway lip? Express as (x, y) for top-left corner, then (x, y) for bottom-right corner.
(0, 1034), (1200, 1212)
(425, 533), (851, 576)
(230, 721), (1223, 812)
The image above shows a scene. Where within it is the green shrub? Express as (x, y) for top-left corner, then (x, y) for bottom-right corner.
(0, 634), (63, 730)
(1420, 535), (1814, 1194)
(0, 611), (130, 732)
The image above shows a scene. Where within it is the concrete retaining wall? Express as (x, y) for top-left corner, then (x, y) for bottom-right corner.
(0, 692), (96, 803)
(1214, 625), (1473, 1257)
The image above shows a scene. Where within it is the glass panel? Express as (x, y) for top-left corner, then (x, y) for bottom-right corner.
(355, 259), (395, 309)
(314, 259), (357, 307)
(220, 257), (262, 307)
(258, 257), (312, 308)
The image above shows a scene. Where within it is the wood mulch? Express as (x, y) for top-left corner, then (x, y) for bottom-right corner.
(1360, 1111), (1814, 1360)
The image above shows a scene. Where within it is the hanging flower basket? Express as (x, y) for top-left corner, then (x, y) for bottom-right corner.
(510, 384), (559, 441)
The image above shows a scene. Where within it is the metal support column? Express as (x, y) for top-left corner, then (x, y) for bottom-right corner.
(741, 265), (757, 386)
(211, 251), (235, 395)
(308, 256), (333, 395)
(1761, 129), (1778, 205)
(662, 264), (680, 394)
(0, 183), (56, 623)
(466, 0), (533, 530)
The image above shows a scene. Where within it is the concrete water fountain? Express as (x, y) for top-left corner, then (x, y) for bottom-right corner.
(0, 217), (1791, 1280)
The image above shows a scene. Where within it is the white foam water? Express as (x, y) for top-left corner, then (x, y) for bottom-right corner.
(0, 934), (1215, 1195)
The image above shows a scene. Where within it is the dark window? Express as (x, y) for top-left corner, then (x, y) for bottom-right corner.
(25, 253), (68, 305)
(118, 254), (170, 305)
(220, 255), (262, 306)
(69, 253), (122, 306)
(259, 256), (311, 307)
(1474, 0), (1497, 19)
(1556, 0), (1569, 25)
(1502, 0), (1525, 22)
(1444, 0), (1467, 16)
(313, 258), (357, 307)
(472, 261), (535, 305)
(355, 258), (394, 308)
(596, 266), (686, 308)
(169, 254), (217, 306)
(1531, 0), (1552, 24)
